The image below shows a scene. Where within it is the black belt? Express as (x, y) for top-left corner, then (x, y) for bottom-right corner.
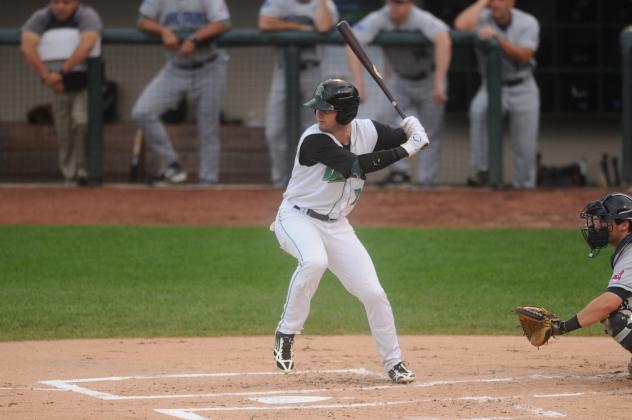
(400, 71), (428, 81)
(502, 78), (525, 87)
(175, 55), (217, 70)
(293, 205), (337, 222)
(299, 60), (321, 71)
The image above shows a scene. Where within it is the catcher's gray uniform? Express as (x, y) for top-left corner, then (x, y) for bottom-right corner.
(609, 245), (632, 309)
(259, 0), (339, 187)
(600, 234), (632, 357)
(131, 0), (230, 183)
(352, 5), (449, 185)
(470, 8), (540, 189)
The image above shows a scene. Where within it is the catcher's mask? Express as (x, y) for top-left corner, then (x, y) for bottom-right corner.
(304, 78), (360, 125)
(580, 192), (632, 257)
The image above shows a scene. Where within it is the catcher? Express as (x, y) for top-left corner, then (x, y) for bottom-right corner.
(516, 192), (632, 376)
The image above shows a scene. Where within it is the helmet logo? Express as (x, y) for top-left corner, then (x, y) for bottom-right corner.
(315, 83), (325, 98)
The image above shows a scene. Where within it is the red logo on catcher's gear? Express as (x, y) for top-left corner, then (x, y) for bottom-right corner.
(612, 269), (625, 282)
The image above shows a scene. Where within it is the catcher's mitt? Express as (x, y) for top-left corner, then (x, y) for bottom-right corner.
(514, 306), (561, 347)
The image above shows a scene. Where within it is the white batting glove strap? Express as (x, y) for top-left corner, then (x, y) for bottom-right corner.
(400, 116), (423, 138)
(401, 131), (429, 157)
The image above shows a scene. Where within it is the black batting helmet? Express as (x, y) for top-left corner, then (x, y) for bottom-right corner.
(580, 192), (632, 257)
(304, 78), (360, 125)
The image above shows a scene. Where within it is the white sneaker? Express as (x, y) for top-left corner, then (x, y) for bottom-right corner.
(157, 162), (187, 184)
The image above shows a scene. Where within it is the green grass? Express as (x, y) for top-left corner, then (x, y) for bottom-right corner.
(0, 226), (612, 341)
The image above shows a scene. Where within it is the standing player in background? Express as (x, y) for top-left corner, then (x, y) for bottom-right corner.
(346, 0), (451, 187)
(455, 0), (540, 189)
(271, 78), (429, 383)
(258, 0), (339, 188)
(539, 193), (632, 375)
(21, 0), (102, 186)
(132, 0), (230, 185)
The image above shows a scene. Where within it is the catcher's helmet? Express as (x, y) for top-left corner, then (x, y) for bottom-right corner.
(580, 192), (632, 257)
(304, 78), (359, 125)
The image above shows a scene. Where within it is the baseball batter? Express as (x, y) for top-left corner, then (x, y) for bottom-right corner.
(455, 0), (540, 188)
(544, 193), (632, 375)
(131, 0), (230, 184)
(271, 78), (429, 383)
(258, 0), (339, 188)
(347, 0), (451, 187)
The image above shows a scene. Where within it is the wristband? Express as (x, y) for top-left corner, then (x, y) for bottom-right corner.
(559, 315), (581, 334)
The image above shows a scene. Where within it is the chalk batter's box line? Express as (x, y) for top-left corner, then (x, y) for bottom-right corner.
(38, 368), (381, 401)
(154, 397), (569, 420)
(155, 390), (632, 420)
(37, 370), (627, 402)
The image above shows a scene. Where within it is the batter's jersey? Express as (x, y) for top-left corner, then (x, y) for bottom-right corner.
(284, 119), (383, 219)
(609, 242), (632, 309)
(259, 0), (338, 63)
(352, 6), (448, 78)
(474, 8), (539, 80)
(139, 0), (230, 65)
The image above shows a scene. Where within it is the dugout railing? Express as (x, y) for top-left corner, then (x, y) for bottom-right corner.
(0, 29), (507, 186)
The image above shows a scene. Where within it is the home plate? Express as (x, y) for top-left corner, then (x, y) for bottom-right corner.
(249, 395), (332, 404)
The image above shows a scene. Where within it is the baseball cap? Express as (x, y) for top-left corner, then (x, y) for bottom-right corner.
(389, 0), (410, 3)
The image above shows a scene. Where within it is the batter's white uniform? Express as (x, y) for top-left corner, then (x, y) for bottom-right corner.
(272, 119), (406, 372)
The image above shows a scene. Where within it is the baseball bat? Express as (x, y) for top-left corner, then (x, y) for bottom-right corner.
(337, 20), (406, 119)
(129, 129), (143, 181)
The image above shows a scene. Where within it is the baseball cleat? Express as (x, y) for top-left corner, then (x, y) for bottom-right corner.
(274, 331), (295, 373)
(388, 361), (415, 383)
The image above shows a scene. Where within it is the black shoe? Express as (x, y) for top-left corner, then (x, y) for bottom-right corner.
(273, 331), (295, 373)
(466, 170), (489, 187)
(377, 171), (411, 186)
(388, 361), (415, 383)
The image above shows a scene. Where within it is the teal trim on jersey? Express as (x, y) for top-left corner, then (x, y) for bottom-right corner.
(327, 179), (349, 215)
(349, 159), (366, 180)
(350, 188), (362, 206)
(322, 167), (345, 183)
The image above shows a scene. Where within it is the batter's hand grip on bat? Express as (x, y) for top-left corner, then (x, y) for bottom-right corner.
(337, 20), (406, 120)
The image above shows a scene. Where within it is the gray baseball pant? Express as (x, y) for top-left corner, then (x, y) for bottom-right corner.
(265, 62), (322, 186)
(132, 54), (228, 182)
(382, 74), (446, 186)
(469, 77), (540, 188)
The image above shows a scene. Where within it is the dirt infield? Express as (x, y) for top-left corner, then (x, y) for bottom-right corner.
(1, 185), (631, 419)
(0, 184), (616, 227)
(1, 336), (631, 419)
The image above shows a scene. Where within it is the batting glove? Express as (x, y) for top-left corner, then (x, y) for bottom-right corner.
(399, 116), (429, 156)
(401, 132), (429, 156)
(400, 116), (423, 138)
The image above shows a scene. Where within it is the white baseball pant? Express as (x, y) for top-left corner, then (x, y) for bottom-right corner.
(273, 201), (403, 372)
